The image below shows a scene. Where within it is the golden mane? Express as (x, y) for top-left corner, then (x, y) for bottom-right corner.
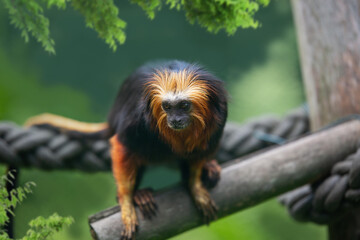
(145, 68), (216, 153)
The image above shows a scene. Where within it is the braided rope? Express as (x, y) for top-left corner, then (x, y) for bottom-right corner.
(3, 107), (360, 225)
(4, 107), (360, 224)
(0, 122), (111, 171)
(0, 107), (309, 171)
(279, 144), (360, 224)
(217, 107), (309, 162)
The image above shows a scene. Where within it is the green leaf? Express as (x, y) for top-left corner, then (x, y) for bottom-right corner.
(71, 0), (127, 51)
(0, 171), (73, 240)
(2, 0), (56, 54)
(2, 0), (270, 53)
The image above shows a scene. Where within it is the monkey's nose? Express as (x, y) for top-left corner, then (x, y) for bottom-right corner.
(172, 119), (183, 126)
(169, 118), (187, 130)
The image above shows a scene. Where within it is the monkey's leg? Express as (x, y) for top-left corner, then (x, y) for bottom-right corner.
(110, 136), (138, 240)
(201, 159), (221, 189)
(133, 188), (157, 219)
(189, 160), (218, 224)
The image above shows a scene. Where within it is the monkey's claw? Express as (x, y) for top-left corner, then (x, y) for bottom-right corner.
(202, 159), (221, 189)
(120, 225), (137, 240)
(193, 188), (218, 224)
(134, 188), (158, 220)
(120, 206), (138, 240)
(197, 197), (218, 224)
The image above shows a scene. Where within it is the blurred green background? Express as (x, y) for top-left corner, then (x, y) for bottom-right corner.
(0, 0), (326, 239)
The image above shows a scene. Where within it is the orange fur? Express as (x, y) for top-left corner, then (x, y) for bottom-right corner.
(110, 135), (140, 236)
(110, 135), (138, 200)
(189, 159), (206, 188)
(145, 69), (215, 153)
(25, 113), (108, 133)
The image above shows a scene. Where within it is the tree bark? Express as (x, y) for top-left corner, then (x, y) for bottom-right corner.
(292, 0), (360, 129)
(89, 120), (360, 240)
(291, 0), (360, 239)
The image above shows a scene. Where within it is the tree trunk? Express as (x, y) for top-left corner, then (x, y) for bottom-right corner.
(291, 0), (360, 239)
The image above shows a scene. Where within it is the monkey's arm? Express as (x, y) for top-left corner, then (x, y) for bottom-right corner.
(188, 159), (218, 223)
(110, 136), (139, 240)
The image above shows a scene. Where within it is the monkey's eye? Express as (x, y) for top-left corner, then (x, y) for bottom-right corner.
(162, 102), (171, 110)
(179, 101), (190, 111)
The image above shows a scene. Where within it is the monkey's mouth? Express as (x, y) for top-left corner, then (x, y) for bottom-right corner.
(168, 122), (188, 131)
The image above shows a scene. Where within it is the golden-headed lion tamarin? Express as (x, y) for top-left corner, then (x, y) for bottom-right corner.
(26, 60), (228, 239)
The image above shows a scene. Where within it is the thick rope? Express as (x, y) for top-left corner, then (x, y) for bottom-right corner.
(217, 106), (309, 162)
(0, 107), (309, 171)
(3, 107), (360, 225)
(279, 144), (360, 224)
(0, 122), (111, 171)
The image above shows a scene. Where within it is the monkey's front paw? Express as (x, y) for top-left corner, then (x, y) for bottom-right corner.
(193, 188), (218, 224)
(120, 206), (138, 240)
(201, 159), (221, 189)
(134, 188), (158, 220)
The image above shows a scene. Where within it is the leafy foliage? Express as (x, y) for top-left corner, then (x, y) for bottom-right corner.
(1, 0), (269, 53)
(134, 0), (270, 34)
(71, 0), (127, 51)
(2, 0), (57, 54)
(0, 170), (73, 240)
(21, 214), (73, 240)
(183, 0), (270, 34)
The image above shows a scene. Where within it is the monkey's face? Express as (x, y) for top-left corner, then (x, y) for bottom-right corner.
(146, 69), (211, 134)
(161, 97), (192, 130)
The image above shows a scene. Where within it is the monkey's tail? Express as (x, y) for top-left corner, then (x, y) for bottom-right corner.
(24, 113), (112, 140)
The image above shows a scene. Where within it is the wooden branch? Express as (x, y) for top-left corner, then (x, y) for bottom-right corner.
(89, 120), (360, 240)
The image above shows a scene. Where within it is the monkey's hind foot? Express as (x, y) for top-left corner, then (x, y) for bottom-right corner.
(120, 205), (138, 240)
(134, 188), (158, 220)
(192, 187), (218, 224)
(201, 159), (221, 189)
